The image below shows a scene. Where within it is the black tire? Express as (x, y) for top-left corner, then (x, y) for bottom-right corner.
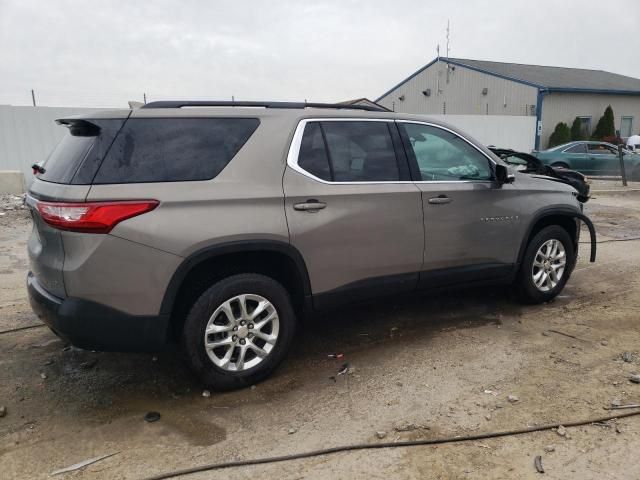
(551, 162), (570, 169)
(515, 225), (576, 304)
(181, 273), (296, 391)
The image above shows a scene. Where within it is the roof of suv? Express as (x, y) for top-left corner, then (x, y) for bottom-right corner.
(62, 101), (439, 123)
(56, 101), (502, 162)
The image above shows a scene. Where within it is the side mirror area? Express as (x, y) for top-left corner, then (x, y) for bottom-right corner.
(495, 163), (515, 185)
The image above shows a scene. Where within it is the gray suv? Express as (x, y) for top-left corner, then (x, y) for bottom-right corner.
(26, 101), (596, 390)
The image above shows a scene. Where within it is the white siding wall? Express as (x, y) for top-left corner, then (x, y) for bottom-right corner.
(428, 114), (536, 151)
(540, 93), (640, 149)
(377, 60), (539, 116)
(0, 105), (110, 181)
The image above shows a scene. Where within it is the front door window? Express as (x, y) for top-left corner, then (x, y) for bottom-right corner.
(400, 123), (492, 182)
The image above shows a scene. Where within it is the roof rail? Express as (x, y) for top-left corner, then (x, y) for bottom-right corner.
(141, 100), (387, 112)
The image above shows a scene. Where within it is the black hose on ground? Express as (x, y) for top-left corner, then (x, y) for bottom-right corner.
(580, 236), (640, 244)
(0, 323), (46, 335)
(139, 409), (640, 480)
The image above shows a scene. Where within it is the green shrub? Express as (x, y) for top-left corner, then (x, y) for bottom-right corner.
(570, 117), (585, 141)
(548, 122), (571, 148)
(591, 105), (615, 140)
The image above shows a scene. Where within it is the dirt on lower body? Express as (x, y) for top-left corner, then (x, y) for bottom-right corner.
(1, 192), (640, 479)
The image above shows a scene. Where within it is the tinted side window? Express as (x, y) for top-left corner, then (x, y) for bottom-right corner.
(401, 123), (492, 181)
(72, 119), (127, 184)
(564, 144), (586, 154)
(297, 122), (331, 181)
(322, 122), (399, 182)
(93, 118), (259, 184)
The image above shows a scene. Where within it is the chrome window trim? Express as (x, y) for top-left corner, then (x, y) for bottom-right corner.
(286, 118), (495, 185)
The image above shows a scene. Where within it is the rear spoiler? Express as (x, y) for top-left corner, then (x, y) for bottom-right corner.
(55, 119), (101, 136)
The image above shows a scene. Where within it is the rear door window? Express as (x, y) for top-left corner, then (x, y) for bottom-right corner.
(564, 144), (587, 154)
(322, 121), (399, 182)
(93, 118), (259, 184)
(295, 121), (400, 182)
(297, 122), (332, 181)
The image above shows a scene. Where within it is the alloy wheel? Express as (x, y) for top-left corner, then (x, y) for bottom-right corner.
(531, 239), (567, 292)
(203, 294), (279, 371)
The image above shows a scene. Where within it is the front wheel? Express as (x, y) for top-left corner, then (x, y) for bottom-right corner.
(515, 226), (575, 304)
(181, 273), (296, 390)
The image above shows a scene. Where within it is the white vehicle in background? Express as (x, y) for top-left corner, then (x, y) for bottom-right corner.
(626, 134), (640, 153)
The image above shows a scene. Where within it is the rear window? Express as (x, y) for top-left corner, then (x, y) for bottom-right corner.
(92, 118), (259, 184)
(39, 119), (125, 184)
(296, 121), (400, 182)
(297, 122), (332, 181)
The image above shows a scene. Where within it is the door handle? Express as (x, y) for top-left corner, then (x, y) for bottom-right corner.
(294, 200), (326, 212)
(428, 195), (452, 205)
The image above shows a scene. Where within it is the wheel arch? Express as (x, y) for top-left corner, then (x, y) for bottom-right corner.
(517, 207), (587, 268)
(161, 240), (312, 339)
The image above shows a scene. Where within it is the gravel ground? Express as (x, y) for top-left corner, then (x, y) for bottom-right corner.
(1, 191), (640, 479)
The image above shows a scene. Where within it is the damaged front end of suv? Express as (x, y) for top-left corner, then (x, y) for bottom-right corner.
(489, 147), (590, 203)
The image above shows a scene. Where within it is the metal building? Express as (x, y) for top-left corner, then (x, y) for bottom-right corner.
(375, 57), (640, 150)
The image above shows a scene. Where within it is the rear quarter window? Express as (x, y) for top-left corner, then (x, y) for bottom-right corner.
(93, 118), (259, 184)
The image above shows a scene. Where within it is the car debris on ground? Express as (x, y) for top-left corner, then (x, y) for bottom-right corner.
(143, 412), (161, 423)
(50, 452), (119, 476)
(394, 422), (430, 432)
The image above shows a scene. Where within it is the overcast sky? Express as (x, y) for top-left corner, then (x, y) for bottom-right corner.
(1, 0), (639, 108)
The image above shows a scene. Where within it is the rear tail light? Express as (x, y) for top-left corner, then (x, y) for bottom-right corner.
(36, 200), (159, 233)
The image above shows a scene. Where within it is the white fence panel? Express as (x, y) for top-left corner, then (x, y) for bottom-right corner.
(0, 107), (537, 188)
(0, 105), (110, 181)
(424, 114), (536, 152)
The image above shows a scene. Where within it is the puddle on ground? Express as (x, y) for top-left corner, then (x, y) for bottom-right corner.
(88, 400), (228, 447)
(148, 413), (227, 446)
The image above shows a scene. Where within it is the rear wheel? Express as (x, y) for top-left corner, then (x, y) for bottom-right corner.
(551, 162), (570, 169)
(181, 273), (296, 390)
(515, 225), (575, 304)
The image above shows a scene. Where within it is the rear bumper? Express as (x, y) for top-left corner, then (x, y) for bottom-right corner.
(27, 272), (169, 352)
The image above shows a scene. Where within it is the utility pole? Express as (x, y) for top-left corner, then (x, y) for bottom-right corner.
(445, 20), (451, 83)
(618, 143), (628, 187)
(446, 20), (450, 58)
(143, 92), (147, 104)
(31, 89), (36, 106)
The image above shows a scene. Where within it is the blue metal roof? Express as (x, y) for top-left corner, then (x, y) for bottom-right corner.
(376, 57), (640, 101)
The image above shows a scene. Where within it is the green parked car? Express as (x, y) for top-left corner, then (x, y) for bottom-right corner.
(534, 141), (640, 180)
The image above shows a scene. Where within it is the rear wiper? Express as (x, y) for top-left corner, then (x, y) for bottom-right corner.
(31, 163), (46, 175)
